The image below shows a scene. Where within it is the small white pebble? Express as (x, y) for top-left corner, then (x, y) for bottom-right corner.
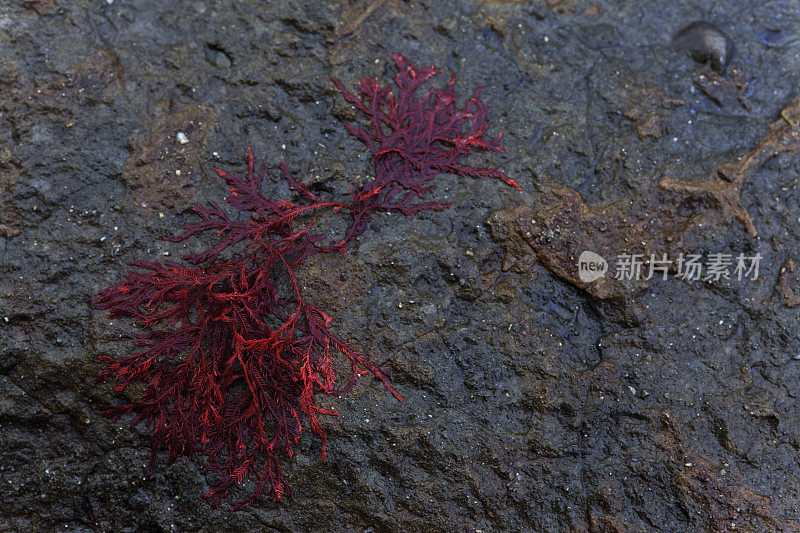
(175, 169), (181, 176)
(176, 132), (189, 144)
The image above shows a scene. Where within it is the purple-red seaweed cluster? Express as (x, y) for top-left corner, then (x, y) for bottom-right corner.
(93, 55), (516, 509)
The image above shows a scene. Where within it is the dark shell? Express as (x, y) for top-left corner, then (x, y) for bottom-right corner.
(672, 21), (734, 73)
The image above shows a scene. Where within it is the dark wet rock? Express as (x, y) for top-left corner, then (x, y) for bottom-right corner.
(777, 259), (800, 308)
(206, 45), (232, 69)
(602, 81), (684, 140)
(488, 185), (708, 301)
(693, 67), (750, 110)
(673, 21), (734, 73)
(0, 223), (20, 238)
(662, 93), (800, 238)
(3, 0), (800, 531)
(491, 93), (800, 298)
(756, 25), (799, 49)
(27, 0), (55, 15)
(122, 105), (219, 211)
(490, 92), (800, 302)
(657, 410), (797, 532)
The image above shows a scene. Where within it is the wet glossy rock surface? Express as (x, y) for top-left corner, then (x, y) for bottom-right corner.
(672, 20), (735, 73)
(2, 1), (800, 531)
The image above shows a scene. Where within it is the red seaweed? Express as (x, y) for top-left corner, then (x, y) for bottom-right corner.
(93, 55), (516, 510)
(331, 54), (520, 247)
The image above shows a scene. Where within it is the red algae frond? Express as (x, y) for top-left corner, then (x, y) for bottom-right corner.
(93, 55), (515, 510)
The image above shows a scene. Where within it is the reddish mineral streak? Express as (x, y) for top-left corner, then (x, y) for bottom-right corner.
(93, 55), (516, 510)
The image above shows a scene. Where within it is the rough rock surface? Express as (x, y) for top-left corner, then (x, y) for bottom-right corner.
(2, 0), (800, 531)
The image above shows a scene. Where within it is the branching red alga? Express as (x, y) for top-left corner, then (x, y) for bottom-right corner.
(331, 54), (519, 246)
(93, 55), (517, 510)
